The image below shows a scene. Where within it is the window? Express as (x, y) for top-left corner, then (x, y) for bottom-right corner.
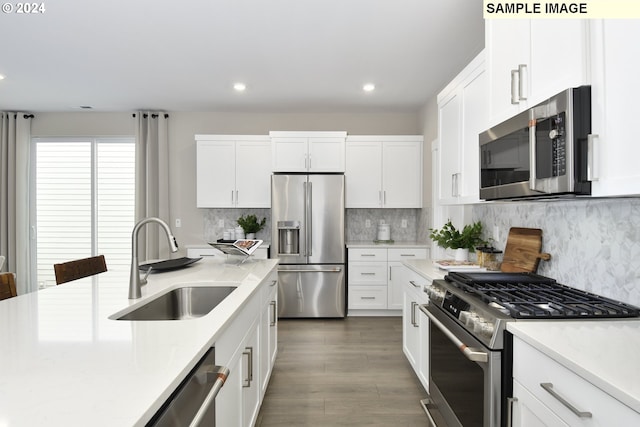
(32, 137), (135, 288)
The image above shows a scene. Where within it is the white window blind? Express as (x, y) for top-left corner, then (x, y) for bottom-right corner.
(34, 137), (135, 288)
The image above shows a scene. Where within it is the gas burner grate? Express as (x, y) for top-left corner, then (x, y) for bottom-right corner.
(455, 280), (640, 319)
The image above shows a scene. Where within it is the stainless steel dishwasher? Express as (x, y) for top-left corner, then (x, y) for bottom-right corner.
(147, 348), (229, 427)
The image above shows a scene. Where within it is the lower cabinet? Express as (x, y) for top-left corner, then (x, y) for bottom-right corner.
(348, 246), (428, 314)
(215, 270), (278, 427)
(511, 336), (640, 426)
(401, 266), (430, 392)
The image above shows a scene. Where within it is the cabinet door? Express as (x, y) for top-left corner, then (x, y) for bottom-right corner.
(590, 20), (640, 197)
(271, 137), (307, 172)
(348, 262), (387, 285)
(345, 141), (382, 208)
(486, 19), (531, 125)
(402, 281), (420, 367)
(382, 140), (422, 208)
(387, 261), (404, 310)
(308, 137), (345, 172)
(459, 64), (487, 203)
(529, 20), (588, 108)
(438, 92), (462, 204)
(235, 140), (272, 207)
(259, 280), (277, 398)
(196, 140), (236, 208)
(242, 323), (260, 427)
(512, 380), (569, 427)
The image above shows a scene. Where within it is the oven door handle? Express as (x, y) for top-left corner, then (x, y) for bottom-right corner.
(419, 305), (488, 363)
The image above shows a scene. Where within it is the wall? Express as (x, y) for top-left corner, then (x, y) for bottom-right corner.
(473, 198), (640, 306)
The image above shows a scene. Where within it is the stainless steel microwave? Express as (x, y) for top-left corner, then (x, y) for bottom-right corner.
(479, 86), (592, 200)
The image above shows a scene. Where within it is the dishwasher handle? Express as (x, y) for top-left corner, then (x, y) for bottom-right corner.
(189, 365), (230, 427)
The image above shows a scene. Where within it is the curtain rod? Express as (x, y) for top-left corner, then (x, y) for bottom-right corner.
(132, 113), (169, 119)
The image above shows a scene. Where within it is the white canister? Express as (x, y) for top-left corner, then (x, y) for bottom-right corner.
(235, 226), (245, 240)
(377, 223), (390, 241)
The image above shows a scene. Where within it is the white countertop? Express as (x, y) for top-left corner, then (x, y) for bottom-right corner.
(0, 257), (277, 427)
(346, 241), (429, 248)
(508, 320), (640, 413)
(402, 259), (446, 282)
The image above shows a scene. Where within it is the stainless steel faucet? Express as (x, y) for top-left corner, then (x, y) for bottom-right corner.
(129, 217), (179, 299)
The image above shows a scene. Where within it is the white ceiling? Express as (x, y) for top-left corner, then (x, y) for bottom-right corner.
(0, 0), (484, 113)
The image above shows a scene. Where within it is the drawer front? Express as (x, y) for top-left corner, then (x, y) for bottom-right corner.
(513, 337), (640, 425)
(387, 248), (428, 262)
(186, 248), (219, 258)
(349, 248), (387, 262)
(348, 286), (388, 309)
(348, 262), (387, 285)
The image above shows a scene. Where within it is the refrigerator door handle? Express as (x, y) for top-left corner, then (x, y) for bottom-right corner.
(307, 181), (312, 257)
(303, 182), (308, 257)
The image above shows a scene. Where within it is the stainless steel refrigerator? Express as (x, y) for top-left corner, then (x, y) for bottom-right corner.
(271, 174), (345, 318)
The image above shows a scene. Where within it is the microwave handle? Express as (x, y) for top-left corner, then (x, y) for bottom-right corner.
(529, 121), (537, 191)
(587, 134), (599, 181)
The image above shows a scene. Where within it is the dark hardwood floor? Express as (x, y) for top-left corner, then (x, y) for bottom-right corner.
(256, 317), (429, 426)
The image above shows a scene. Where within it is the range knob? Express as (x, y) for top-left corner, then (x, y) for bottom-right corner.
(549, 129), (559, 139)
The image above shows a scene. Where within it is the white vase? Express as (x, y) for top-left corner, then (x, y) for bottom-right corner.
(454, 248), (469, 262)
(246, 233), (256, 239)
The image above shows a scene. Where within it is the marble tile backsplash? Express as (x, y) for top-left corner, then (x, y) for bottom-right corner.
(203, 209), (271, 242)
(346, 208), (422, 242)
(473, 198), (640, 306)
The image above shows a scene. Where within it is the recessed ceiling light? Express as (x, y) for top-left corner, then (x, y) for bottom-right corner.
(233, 83), (246, 92)
(363, 83), (375, 92)
(0, 74), (5, 80)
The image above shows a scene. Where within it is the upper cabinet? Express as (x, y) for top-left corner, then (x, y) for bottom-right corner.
(589, 20), (640, 197)
(270, 131), (346, 172)
(345, 136), (423, 208)
(437, 51), (487, 205)
(486, 19), (589, 127)
(196, 135), (272, 208)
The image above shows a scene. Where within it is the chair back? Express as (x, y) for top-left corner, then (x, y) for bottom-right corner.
(54, 255), (108, 285)
(0, 272), (17, 300)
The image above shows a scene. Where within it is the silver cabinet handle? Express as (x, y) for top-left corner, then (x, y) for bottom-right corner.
(540, 382), (592, 418)
(361, 254), (376, 257)
(511, 69), (519, 104)
(231, 190), (234, 205)
(360, 272), (376, 276)
(400, 254), (416, 257)
(235, 190), (239, 205)
(383, 190), (386, 205)
(270, 279), (277, 287)
(242, 346), (254, 388)
(361, 296), (376, 300)
(451, 173), (456, 197)
(189, 365), (230, 427)
(411, 301), (418, 327)
(507, 397), (517, 427)
(518, 64), (528, 101)
(419, 305), (488, 363)
(587, 134), (599, 181)
(409, 280), (419, 288)
(270, 301), (277, 326)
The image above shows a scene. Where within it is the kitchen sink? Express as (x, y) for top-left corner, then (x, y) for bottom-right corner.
(114, 285), (237, 321)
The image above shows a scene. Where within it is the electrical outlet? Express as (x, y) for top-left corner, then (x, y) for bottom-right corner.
(365, 219), (371, 228)
(401, 219), (407, 228)
(175, 218), (182, 228)
(218, 219), (224, 228)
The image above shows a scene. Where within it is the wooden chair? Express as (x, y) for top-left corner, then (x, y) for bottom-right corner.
(0, 272), (17, 300)
(54, 255), (108, 285)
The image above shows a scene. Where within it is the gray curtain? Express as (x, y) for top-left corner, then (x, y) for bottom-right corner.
(0, 112), (33, 294)
(135, 112), (170, 262)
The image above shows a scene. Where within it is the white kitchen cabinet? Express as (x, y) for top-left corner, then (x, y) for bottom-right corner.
(486, 19), (589, 127)
(196, 135), (271, 208)
(345, 136), (423, 208)
(437, 51), (486, 205)
(589, 20), (640, 197)
(401, 265), (430, 392)
(348, 246), (427, 314)
(270, 131), (346, 172)
(215, 270), (278, 427)
(259, 275), (278, 398)
(511, 336), (640, 427)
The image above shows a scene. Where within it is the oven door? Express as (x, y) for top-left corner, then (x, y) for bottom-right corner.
(420, 304), (502, 427)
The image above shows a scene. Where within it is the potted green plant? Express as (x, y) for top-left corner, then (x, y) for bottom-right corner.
(429, 220), (485, 261)
(237, 214), (266, 239)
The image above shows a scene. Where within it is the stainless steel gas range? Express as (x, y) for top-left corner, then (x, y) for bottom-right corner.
(420, 271), (640, 427)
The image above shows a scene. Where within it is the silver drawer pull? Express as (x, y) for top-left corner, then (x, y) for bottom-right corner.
(360, 254), (376, 257)
(540, 383), (592, 418)
(408, 280), (419, 288)
(360, 272), (376, 276)
(361, 296), (376, 300)
(400, 254), (416, 257)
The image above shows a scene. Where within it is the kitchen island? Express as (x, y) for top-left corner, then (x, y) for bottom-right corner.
(0, 257), (278, 426)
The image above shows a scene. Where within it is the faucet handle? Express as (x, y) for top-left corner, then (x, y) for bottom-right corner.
(140, 266), (152, 285)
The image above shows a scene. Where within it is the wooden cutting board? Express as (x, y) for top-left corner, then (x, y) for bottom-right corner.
(500, 227), (551, 273)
